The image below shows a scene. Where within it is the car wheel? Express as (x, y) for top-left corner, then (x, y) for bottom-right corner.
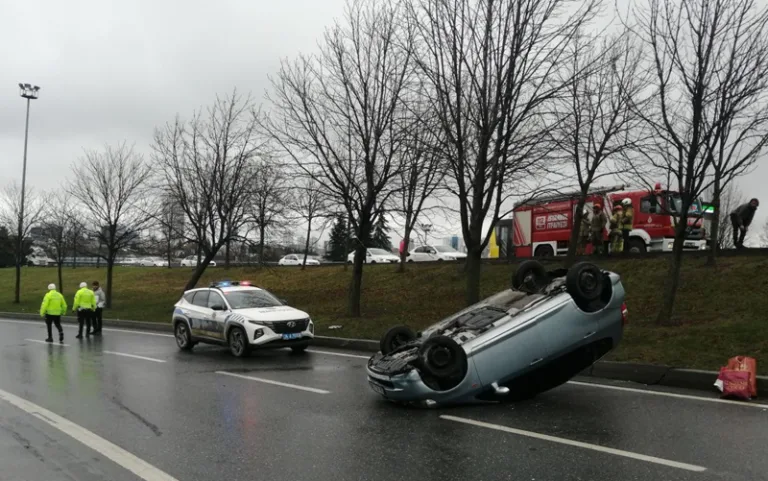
(566, 262), (604, 303)
(534, 245), (554, 257)
(291, 344), (308, 354)
(228, 327), (249, 358)
(407, 259), (414, 263)
(380, 325), (417, 354)
(418, 335), (468, 380)
(175, 322), (193, 351)
(512, 260), (548, 293)
(627, 238), (646, 254)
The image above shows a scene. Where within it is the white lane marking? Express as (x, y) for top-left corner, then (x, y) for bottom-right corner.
(216, 371), (330, 394)
(567, 380), (768, 409)
(307, 349), (370, 360)
(103, 351), (166, 363)
(0, 388), (180, 481)
(441, 415), (707, 473)
(25, 339), (70, 347)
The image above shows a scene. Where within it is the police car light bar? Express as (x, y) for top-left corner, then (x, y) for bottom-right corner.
(210, 280), (252, 288)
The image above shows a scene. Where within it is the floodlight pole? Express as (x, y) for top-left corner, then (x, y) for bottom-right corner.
(16, 84), (39, 303)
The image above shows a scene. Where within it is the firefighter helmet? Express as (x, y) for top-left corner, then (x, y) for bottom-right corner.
(622, 198), (632, 206)
(613, 204), (623, 211)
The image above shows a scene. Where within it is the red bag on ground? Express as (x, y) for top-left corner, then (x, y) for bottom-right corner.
(725, 356), (757, 398)
(721, 370), (752, 400)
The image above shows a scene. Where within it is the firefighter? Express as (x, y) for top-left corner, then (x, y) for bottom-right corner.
(591, 203), (607, 255)
(40, 283), (66, 343)
(73, 282), (96, 339)
(730, 198), (759, 249)
(576, 207), (591, 255)
(610, 204), (624, 254)
(621, 198), (634, 254)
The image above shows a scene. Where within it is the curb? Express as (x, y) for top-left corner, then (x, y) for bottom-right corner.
(3, 312), (765, 398)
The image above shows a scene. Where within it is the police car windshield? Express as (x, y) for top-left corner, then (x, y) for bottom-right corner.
(223, 290), (283, 309)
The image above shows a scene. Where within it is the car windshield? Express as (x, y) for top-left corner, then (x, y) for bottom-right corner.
(433, 246), (457, 253)
(668, 195), (703, 216)
(223, 290), (283, 309)
(368, 248), (390, 256)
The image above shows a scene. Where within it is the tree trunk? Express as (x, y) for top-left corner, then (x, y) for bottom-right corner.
(73, 237), (77, 269)
(655, 221), (687, 325)
(398, 227), (412, 273)
(106, 258), (115, 309)
(301, 217), (312, 270)
(349, 244), (365, 317)
(167, 237), (172, 269)
(258, 225), (266, 267)
(57, 262), (63, 297)
(225, 239), (231, 270)
(14, 259), (21, 304)
(706, 176), (721, 266)
(196, 243), (202, 265)
(465, 247), (483, 305)
(566, 195), (588, 265)
(184, 251), (218, 291)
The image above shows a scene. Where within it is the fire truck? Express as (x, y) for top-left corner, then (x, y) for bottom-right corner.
(505, 183), (709, 258)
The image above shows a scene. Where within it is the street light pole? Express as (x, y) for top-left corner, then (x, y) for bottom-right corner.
(16, 83), (40, 304)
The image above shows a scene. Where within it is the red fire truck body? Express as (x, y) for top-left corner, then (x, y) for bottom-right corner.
(511, 184), (708, 257)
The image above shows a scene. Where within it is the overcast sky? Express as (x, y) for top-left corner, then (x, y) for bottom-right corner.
(0, 0), (766, 247)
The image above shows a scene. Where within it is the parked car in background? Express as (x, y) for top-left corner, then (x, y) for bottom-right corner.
(27, 254), (56, 267)
(181, 256), (217, 267)
(278, 254), (320, 266)
(367, 261), (628, 407)
(139, 256), (169, 267)
(347, 248), (400, 264)
(407, 245), (467, 262)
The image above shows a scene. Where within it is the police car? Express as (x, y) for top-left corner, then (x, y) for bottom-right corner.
(172, 281), (314, 357)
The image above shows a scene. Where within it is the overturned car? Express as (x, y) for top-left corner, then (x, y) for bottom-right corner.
(366, 261), (628, 407)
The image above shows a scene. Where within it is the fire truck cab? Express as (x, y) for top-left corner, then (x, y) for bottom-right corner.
(509, 183), (708, 258)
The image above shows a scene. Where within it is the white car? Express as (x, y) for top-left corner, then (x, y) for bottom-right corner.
(27, 255), (56, 267)
(347, 248), (400, 264)
(181, 256), (217, 267)
(407, 245), (467, 262)
(278, 254), (320, 266)
(139, 256), (169, 267)
(172, 281), (314, 357)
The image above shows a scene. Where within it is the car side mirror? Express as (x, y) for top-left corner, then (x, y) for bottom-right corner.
(210, 304), (226, 311)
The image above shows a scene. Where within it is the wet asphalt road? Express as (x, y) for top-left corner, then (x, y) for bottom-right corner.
(0, 318), (767, 481)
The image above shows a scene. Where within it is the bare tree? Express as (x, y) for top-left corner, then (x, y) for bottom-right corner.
(407, 0), (600, 304)
(250, 157), (289, 266)
(290, 177), (331, 269)
(266, 0), (414, 316)
(759, 218), (768, 247)
(148, 193), (185, 268)
(548, 31), (647, 260)
(40, 192), (77, 295)
(153, 91), (261, 290)
(69, 143), (152, 307)
(632, 0), (768, 324)
(702, 0), (768, 265)
(0, 183), (47, 303)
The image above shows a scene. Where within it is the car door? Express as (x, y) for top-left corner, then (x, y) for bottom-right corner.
(410, 247), (429, 262)
(289, 255), (299, 265)
(206, 291), (228, 340)
(539, 298), (599, 360)
(187, 290), (215, 339)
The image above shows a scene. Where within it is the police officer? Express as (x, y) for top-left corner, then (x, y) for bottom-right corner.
(40, 283), (67, 343)
(73, 281), (96, 339)
(591, 203), (608, 255)
(92, 281), (106, 335)
(610, 204), (624, 254)
(621, 198), (634, 254)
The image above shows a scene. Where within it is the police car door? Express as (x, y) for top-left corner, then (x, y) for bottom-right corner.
(186, 290), (212, 339)
(206, 291), (228, 340)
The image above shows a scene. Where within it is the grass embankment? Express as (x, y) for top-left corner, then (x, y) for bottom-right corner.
(1, 255), (766, 373)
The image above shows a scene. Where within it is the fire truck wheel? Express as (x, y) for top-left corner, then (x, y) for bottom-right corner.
(566, 262), (604, 303)
(534, 245), (554, 257)
(512, 260), (548, 293)
(627, 238), (646, 254)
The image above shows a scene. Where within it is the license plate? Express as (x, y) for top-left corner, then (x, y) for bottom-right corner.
(684, 242), (698, 248)
(369, 381), (387, 397)
(282, 333), (301, 340)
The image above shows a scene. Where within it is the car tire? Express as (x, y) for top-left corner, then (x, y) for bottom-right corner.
(228, 327), (249, 358)
(418, 335), (468, 380)
(512, 260), (548, 293)
(407, 259), (414, 263)
(566, 262), (604, 303)
(174, 322), (194, 351)
(627, 238), (646, 254)
(380, 325), (417, 355)
(291, 344), (308, 354)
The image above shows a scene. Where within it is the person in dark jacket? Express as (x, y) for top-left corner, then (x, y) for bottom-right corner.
(730, 198), (759, 249)
(590, 203), (608, 255)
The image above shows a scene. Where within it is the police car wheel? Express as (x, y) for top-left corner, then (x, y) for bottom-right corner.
(228, 327), (249, 357)
(175, 322), (193, 351)
(291, 344), (308, 353)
